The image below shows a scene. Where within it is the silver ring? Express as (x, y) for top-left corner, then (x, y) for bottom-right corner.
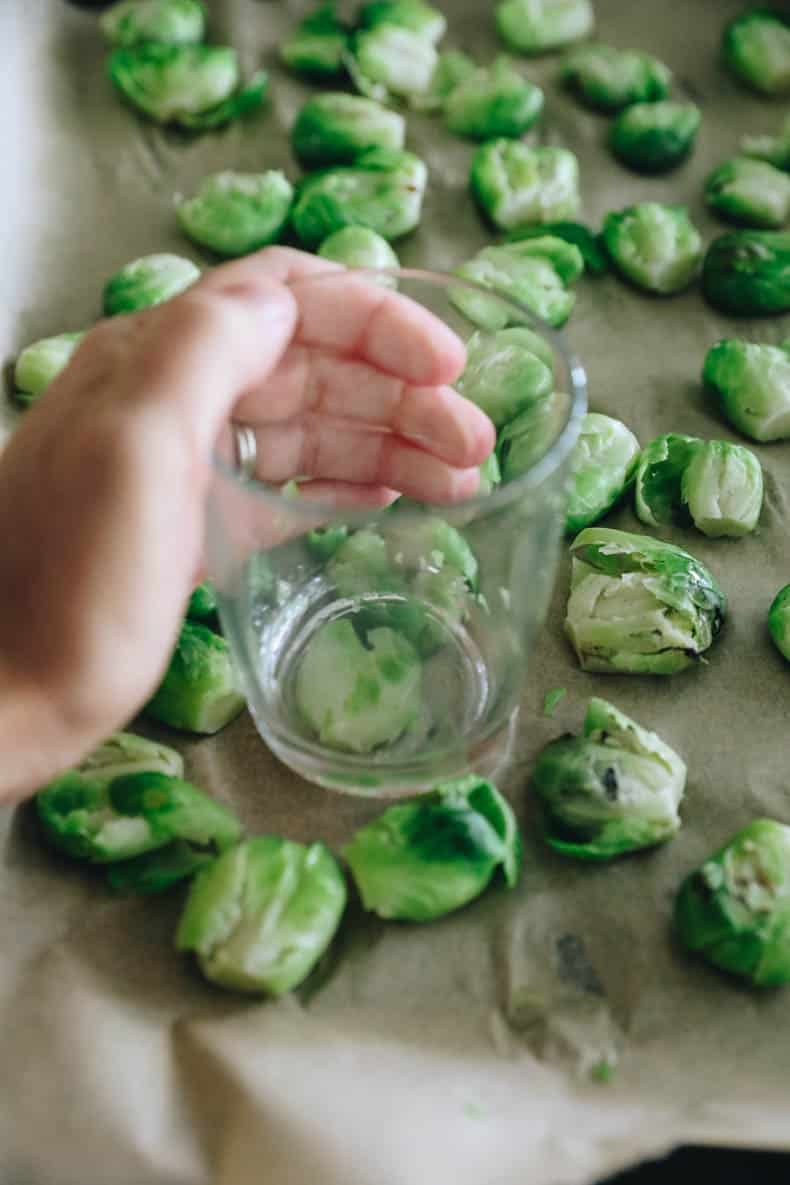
(233, 424), (258, 480)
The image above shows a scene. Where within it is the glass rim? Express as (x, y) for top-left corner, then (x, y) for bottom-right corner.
(212, 266), (588, 521)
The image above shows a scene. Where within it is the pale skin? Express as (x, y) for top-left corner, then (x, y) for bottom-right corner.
(0, 248), (494, 802)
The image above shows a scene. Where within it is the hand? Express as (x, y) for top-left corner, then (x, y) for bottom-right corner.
(0, 248), (493, 799)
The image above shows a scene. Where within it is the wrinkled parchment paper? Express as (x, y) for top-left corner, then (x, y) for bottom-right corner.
(2, 2), (790, 1183)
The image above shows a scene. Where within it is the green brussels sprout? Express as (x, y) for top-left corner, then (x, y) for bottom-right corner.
(565, 412), (640, 534)
(176, 836), (347, 995)
(100, 0), (206, 48)
(633, 433), (703, 527)
(705, 157), (790, 230)
(531, 697), (686, 860)
(602, 203), (703, 295)
(291, 148), (427, 249)
(187, 581), (218, 626)
(306, 524), (349, 560)
(102, 252), (200, 316)
(505, 220), (608, 274)
(470, 140), (581, 232)
(701, 230), (790, 316)
(742, 114), (790, 172)
(681, 441), (764, 538)
(768, 584), (790, 660)
(443, 57), (544, 140)
(560, 43), (672, 112)
(675, 819), (790, 986)
(478, 450), (502, 495)
(496, 0), (594, 55)
(108, 44), (267, 130)
(457, 328), (553, 428)
(279, 4), (350, 79)
(342, 774), (521, 921)
(107, 839), (214, 895)
(291, 93), (405, 168)
(76, 731), (184, 782)
(722, 8), (790, 97)
(565, 527), (726, 675)
(610, 101), (701, 174)
(411, 49), (476, 112)
(144, 621), (245, 734)
(317, 227), (400, 281)
(13, 331), (85, 406)
(497, 391), (568, 480)
(452, 237), (584, 330)
(176, 171), (293, 257)
(358, 0), (447, 43)
(350, 24), (438, 104)
(703, 338), (790, 441)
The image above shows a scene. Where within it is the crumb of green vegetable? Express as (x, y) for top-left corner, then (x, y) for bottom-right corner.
(543, 688), (567, 717)
(100, 0), (206, 48)
(566, 412), (640, 534)
(590, 1058), (616, 1084)
(443, 57), (544, 141)
(602, 203), (703, 296)
(144, 620), (245, 734)
(497, 0), (594, 55)
(701, 230), (790, 316)
(279, 4), (350, 79)
(768, 584), (790, 660)
(703, 338), (790, 441)
(102, 253), (200, 316)
(291, 92), (405, 168)
(13, 331), (85, 406)
(705, 157), (790, 230)
(176, 171), (293, 257)
(470, 140), (581, 232)
(610, 101), (701, 175)
(560, 42), (671, 112)
(722, 8), (790, 97)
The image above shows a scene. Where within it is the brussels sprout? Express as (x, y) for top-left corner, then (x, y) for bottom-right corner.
(13, 331), (85, 406)
(279, 4), (350, 79)
(610, 101), (701, 175)
(531, 697), (686, 860)
(634, 433), (703, 528)
(77, 731), (184, 782)
(681, 441), (764, 538)
(701, 230), (790, 316)
(497, 390), (568, 480)
(317, 227), (400, 281)
(566, 413), (640, 534)
(176, 171), (293, 258)
(102, 253), (200, 316)
(560, 43), (672, 112)
(602, 203), (703, 295)
(107, 840), (214, 895)
(306, 524), (349, 560)
(342, 774), (521, 921)
(411, 49), (476, 112)
(176, 836), (347, 995)
(742, 114), (790, 172)
(675, 819), (790, 986)
(187, 581), (218, 627)
(478, 450), (502, 495)
(722, 8), (790, 97)
(144, 621), (245, 734)
(703, 338), (790, 441)
(108, 44), (267, 130)
(457, 328), (553, 428)
(470, 140), (581, 232)
(453, 237), (584, 330)
(705, 157), (790, 230)
(358, 0), (447, 43)
(100, 0), (206, 48)
(768, 585), (790, 660)
(505, 220), (608, 274)
(496, 0), (594, 55)
(291, 148), (427, 249)
(443, 57), (544, 140)
(291, 93), (405, 169)
(350, 25), (438, 103)
(565, 527), (726, 675)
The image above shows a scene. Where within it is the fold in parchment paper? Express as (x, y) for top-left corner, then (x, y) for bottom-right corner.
(1, 2), (789, 1183)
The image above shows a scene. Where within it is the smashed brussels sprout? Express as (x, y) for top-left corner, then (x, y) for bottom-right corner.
(291, 148), (427, 248)
(561, 43), (671, 112)
(470, 140), (580, 231)
(279, 5), (350, 79)
(531, 697), (686, 860)
(457, 328), (553, 427)
(453, 237), (584, 329)
(144, 621), (245, 734)
(102, 253), (200, 315)
(703, 338), (790, 441)
(177, 837), (347, 994)
(705, 157), (790, 230)
(602, 203), (703, 295)
(496, 0), (594, 55)
(701, 230), (790, 315)
(742, 114), (790, 172)
(565, 412), (640, 534)
(342, 774), (521, 921)
(505, 220), (608, 274)
(318, 226), (400, 276)
(411, 49), (476, 112)
(359, 0), (446, 43)
(100, 0), (206, 48)
(350, 24), (438, 104)
(722, 8), (790, 97)
(610, 101), (701, 174)
(176, 171), (293, 257)
(498, 391), (568, 480)
(768, 585), (790, 660)
(675, 819), (790, 986)
(443, 57), (544, 140)
(291, 92), (405, 168)
(108, 43), (267, 129)
(14, 331), (84, 406)
(565, 527), (726, 675)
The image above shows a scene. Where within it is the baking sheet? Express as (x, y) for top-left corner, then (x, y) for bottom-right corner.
(2, 2), (790, 1183)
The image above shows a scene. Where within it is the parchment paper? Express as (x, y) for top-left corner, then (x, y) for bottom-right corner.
(2, 2), (790, 1183)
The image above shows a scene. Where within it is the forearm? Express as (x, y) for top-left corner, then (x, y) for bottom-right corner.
(0, 663), (76, 803)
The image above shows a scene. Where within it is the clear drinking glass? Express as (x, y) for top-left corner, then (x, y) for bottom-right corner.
(207, 269), (586, 797)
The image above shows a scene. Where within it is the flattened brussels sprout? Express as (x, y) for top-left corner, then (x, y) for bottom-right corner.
(496, 0), (594, 55)
(359, 0), (446, 43)
(565, 527), (726, 675)
(768, 585), (790, 660)
(705, 157), (790, 230)
(457, 328), (553, 427)
(291, 93), (405, 168)
(742, 114), (790, 172)
(342, 774), (521, 921)
(291, 148), (427, 248)
(505, 220), (608, 274)
(681, 441), (764, 538)
(318, 227), (400, 278)
(610, 101), (701, 175)
(411, 49), (476, 112)
(565, 413), (640, 534)
(602, 203), (703, 295)
(561, 42), (671, 112)
(100, 0), (206, 48)
(77, 731), (184, 783)
(498, 391), (568, 480)
(102, 253), (200, 315)
(703, 338), (790, 441)
(722, 8), (790, 97)
(470, 140), (581, 231)
(453, 237), (584, 329)
(176, 171), (293, 257)
(279, 4), (350, 79)
(177, 836), (347, 995)
(531, 697), (686, 860)
(701, 230), (790, 316)
(444, 57), (544, 140)
(14, 331), (85, 406)
(350, 24), (438, 103)
(144, 621), (245, 734)
(675, 819), (790, 986)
